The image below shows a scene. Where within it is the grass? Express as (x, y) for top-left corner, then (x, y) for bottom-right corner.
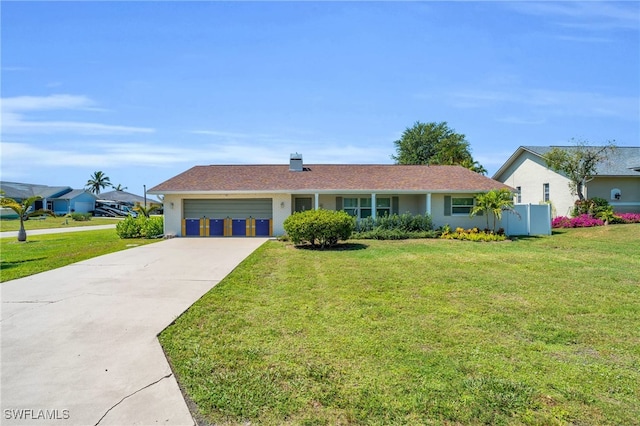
(160, 225), (640, 425)
(0, 229), (160, 282)
(0, 216), (121, 232)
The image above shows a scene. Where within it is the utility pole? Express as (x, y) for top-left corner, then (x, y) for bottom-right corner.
(144, 184), (147, 208)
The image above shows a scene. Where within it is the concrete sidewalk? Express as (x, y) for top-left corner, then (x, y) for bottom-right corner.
(0, 224), (117, 239)
(1, 237), (268, 425)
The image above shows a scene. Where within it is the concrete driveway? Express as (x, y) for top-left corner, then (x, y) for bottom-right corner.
(1, 237), (268, 425)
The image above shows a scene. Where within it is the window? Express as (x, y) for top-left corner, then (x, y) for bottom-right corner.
(516, 186), (522, 203)
(543, 183), (550, 203)
(343, 198), (358, 217)
(342, 197), (390, 219)
(376, 197), (391, 217)
(451, 197), (474, 215)
(360, 197), (372, 218)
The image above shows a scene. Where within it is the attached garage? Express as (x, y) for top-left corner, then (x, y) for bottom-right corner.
(182, 198), (273, 237)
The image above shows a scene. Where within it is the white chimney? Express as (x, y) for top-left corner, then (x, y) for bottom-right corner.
(289, 153), (303, 172)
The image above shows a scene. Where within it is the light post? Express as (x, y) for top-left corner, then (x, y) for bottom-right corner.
(143, 185), (147, 208)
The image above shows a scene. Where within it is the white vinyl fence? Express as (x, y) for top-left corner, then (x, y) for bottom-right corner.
(500, 203), (552, 236)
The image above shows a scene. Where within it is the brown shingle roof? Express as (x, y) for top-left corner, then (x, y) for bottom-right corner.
(149, 164), (511, 193)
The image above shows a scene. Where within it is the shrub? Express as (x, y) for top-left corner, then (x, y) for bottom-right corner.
(572, 197), (611, 218)
(283, 209), (354, 248)
(552, 214), (604, 228)
(70, 212), (92, 221)
(353, 212), (434, 236)
(352, 229), (438, 240)
(116, 215), (164, 239)
(141, 216), (164, 238)
(116, 215), (142, 238)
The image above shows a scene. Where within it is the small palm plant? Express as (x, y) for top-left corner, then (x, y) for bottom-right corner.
(0, 195), (56, 241)
(470, 188), (519, 232)
(133, 204), (161, 218)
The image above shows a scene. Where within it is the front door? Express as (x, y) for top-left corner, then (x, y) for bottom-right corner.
(294, 197), (312, 212)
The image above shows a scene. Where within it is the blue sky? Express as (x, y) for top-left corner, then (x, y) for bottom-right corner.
(1, 1), (638, 199)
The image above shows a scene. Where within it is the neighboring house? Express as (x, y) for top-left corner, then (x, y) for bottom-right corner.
(0, 181), (97, 215)
(148, 154), (514, 237)
(52, 189), (98, 215)
(493, 146), (640, 217)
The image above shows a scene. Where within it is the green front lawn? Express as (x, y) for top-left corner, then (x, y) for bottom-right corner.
(160, 225), (640, 425)
(0, 230), (160, 282)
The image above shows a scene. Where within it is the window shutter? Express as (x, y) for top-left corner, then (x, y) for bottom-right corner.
(392, 196), (399, 215)
(444, 196), (451, 216)
(336, 197), (343, 211)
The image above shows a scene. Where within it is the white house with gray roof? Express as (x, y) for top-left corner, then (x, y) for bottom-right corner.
(493, 146), (640, 217)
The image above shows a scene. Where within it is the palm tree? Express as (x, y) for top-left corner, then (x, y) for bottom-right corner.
(460, 158), (488, 175)
(470, 188), (519, 232)
(86, 171), (111, 195)
(112, 184), (128, 191)
(133, 204), (161, 218)
(0, 195), (56, 241)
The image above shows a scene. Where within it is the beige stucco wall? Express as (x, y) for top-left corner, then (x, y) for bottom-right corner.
(587, 177), (640, 213)
(429, 193), (495, 230)
(162, 191), (500, 237)
(495, 152), (574, 217)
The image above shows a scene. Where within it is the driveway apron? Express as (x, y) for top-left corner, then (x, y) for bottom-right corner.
(1, 237), (268, 425)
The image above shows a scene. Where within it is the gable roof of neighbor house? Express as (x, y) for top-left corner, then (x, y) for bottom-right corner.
(0, 181), (72, 200)
(100, 190), (156, 205)
(149, 164), (511, 194)
(52, 189), (98, 201)
(493, 146), (640, 180)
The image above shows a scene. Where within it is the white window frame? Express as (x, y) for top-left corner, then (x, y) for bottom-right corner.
(543, 183), (550, 203)
(343, 197), (391, 219)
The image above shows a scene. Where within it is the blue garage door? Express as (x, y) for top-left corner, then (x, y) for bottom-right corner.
(255, 219), (271, 236)
(209, 219), (224, 236)
(184, 219), (200, 236)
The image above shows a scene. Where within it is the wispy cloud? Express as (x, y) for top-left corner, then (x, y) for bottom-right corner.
(190, 129), (392, 164)
(447, 88), (638, 121)
(507, 1), (640, 31)
(0, 141), (194, 169)
(0, 136), (391, 177)
(2, 94), (94, 111)
(1, 94), (154, 135)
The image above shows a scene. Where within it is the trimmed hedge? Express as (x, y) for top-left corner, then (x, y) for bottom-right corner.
(116, 215), (164, 239)
(283, 209), (354, 248)
(354, 212), (433, 233)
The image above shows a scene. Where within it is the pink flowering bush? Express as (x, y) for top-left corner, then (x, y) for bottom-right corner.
(552, 214), (604, 228)
(614, 213), (640, 224)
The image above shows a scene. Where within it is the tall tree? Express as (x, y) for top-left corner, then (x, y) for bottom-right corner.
(392, 121), (484, 172)
(86, 171), (111, 195)
(112, 184), (128, 191)
(542, 139), (615, 201)
(0, 195), (56, 242)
